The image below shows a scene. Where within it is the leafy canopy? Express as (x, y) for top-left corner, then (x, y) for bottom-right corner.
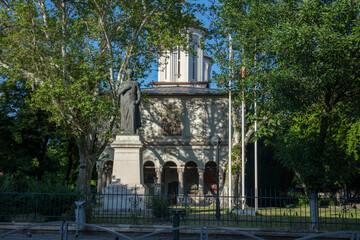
(0, 0), (200, 190)
(210, 0), (360, 189)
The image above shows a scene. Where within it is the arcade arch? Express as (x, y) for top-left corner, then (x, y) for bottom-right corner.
(143, 161), (156, 194)
(162, 161), (178, 196)
(184, 161), (199, 195)
(204, 161), (217, 195)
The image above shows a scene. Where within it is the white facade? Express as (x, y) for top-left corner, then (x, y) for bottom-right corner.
(139, 92), (228, 196)
(98, 27), (229, 197)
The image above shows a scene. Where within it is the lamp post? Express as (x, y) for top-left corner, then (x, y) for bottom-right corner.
(211, 135), (221, 220)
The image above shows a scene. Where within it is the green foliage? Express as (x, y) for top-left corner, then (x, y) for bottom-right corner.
(0, 79), (80, 187)
(288, 191), (339, 208)
(212, 0), (360, 190)
(288, 191), (310, 207)
(273, 108), (360, 189)
(318, 198), (337, 208)
(210, 0), (285, 176)
(149, 196), (172, 219)
(0, 0), (200, 190)
(0, 175), (79, 222)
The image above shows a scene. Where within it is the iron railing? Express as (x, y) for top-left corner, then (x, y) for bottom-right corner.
(0, 188), (359, 231)
(1, 222), (359, 240)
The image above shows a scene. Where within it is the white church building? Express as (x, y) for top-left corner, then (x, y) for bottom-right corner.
(97, 26), (230, 199)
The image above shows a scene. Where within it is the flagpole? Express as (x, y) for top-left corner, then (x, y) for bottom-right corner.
(254, 51), (259, 212)
(254, 89), (258, 212)
(241, 50), (246, 210)
(228, 33), (232, 212)
(241, 92), (245, 210)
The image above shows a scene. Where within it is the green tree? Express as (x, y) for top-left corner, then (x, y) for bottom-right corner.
(0, 0), (199, 191)
(269, 0), (360, 229)
(0, 78), (79, 187)
(0, 79), (53, 180)
(211, 0), (360, 230)
(210, 0), (277, 195)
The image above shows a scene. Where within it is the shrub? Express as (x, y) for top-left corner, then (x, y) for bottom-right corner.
(318, 198), (337, 207)
(150, 196), (171, 219)
(0, 176), (80, 221)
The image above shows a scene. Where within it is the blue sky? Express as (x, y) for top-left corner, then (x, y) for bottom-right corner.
(142, 0), (219, 88)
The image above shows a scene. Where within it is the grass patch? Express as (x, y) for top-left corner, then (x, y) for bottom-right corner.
(87, 205), (359, 231)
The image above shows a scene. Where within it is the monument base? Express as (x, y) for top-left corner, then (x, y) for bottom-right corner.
(235, 209), (258, 216)
(110, 135), (144, 186)
(102, 134), (147, 214)
(103, 184), (147, 214)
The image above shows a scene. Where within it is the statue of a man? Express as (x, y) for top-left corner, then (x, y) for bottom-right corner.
(119, 69), (141, 134)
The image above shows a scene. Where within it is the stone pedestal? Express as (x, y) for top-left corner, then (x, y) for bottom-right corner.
(103, 184), (146, 213)
(103, 135), (147, 213)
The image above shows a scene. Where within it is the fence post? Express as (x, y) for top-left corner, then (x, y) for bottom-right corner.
(59, 221), (63, 240)
(64, 222), (69, 240)
(74, 201), (86, 237)
(171, 210), (185, 240)
(308, 189), (319, 231)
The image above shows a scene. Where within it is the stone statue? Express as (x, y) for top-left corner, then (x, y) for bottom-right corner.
(119, 69), (141, 134)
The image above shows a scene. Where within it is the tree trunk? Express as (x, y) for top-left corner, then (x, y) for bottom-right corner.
(295, 171), (308, 195)
(308, 189), (319, 231)
(76, 143), (96, 192)
(65, 139), (74, 186)
(38, 135), (49, 180)
(233, 167), (239, 196)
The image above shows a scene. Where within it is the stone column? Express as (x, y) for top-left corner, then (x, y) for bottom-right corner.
(198, 168), (205, 196)
(155, 167), (163, 194)
(177, 167), (185, 195)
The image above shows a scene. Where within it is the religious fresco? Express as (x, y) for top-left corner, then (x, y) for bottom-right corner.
(161, 104), (182, 135)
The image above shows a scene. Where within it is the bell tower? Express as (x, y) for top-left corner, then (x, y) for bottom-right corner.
(156, 27), (212, 87)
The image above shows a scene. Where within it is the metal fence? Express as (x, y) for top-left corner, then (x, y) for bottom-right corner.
(0, 187), (359, 231)
(3, 222), (358, 240)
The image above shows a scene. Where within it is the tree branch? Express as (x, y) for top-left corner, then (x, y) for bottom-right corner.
(37, 0), (50, 41)
(115, 2), (166, 90)
(0, 59), (41, 82)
